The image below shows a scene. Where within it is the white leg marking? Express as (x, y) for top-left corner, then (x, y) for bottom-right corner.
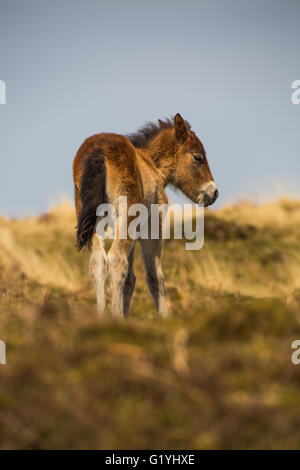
(89, 234), (107, 317)
(107, 240), (134, 318)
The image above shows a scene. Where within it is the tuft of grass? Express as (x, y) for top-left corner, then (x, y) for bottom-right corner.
(1, 198), (300, 449)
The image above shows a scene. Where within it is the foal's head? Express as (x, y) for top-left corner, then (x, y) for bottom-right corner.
(172, 113), (218, 207)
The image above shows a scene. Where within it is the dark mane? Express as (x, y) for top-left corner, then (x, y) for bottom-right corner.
(127, 116), (190, 148)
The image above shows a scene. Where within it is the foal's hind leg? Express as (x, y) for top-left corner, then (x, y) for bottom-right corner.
(89, 233), (107, 316)
(123, 245), (136, 317)
(107, 238), (134, 318)
(140, 238), (169, 318)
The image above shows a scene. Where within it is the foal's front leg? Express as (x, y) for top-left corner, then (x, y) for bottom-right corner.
(140, 238), (169, 318)
(107, 238), (134, 318)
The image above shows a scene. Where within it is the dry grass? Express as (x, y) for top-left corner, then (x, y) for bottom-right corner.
(1, 198), (300, 449)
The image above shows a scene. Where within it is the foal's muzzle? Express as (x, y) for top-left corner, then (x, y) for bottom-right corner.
(197, 181), (219, 206)
(204, 189), (219, 206)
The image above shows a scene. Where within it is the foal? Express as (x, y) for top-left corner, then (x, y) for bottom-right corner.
(73, 114), (218, 318)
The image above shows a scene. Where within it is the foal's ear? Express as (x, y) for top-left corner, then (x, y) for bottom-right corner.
(174, 113), (188, 143)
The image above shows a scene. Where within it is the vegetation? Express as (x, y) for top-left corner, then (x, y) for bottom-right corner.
(1, 198), (300, 449)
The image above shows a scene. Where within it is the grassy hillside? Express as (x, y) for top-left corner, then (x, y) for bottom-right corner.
(1, 198), (300, 449)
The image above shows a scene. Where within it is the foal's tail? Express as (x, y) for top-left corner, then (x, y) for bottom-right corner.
(76, 149), (107, 250)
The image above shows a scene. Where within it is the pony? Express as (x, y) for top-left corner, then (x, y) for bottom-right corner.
(73, 114), (218, 318)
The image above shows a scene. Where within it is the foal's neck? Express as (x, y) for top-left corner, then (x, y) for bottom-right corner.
(144, 128), (176, 186)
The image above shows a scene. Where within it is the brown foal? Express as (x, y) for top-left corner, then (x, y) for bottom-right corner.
(73, 114), (218, 318)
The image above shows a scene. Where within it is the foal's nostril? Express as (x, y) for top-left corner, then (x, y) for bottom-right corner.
(203, 193), (211, 205)
(214, 189), (219, 201)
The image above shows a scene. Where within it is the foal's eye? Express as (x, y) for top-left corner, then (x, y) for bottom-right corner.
(193, 154), (204, 164)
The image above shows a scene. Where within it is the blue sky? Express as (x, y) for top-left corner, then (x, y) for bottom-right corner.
(0, 0), (299, 216)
